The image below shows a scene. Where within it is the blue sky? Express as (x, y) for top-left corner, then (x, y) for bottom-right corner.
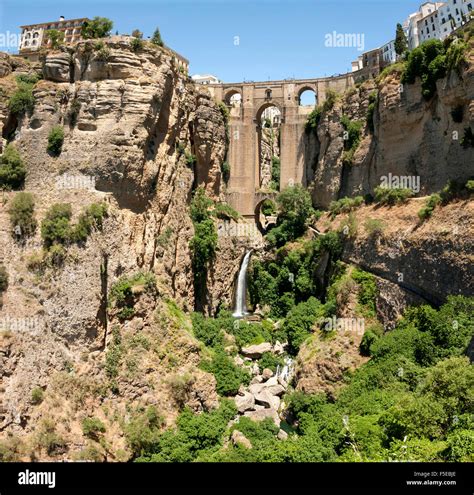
(0, 0), (422, 82)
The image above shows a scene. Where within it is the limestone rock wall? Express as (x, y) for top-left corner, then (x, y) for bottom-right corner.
(308, 51), (474, 208)
(0, 41), (227, 459)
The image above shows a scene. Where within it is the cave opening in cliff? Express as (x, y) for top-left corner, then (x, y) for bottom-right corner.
(257, 105), (281, 192)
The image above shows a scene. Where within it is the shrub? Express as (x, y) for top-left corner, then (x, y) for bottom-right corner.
(105, 327), (122, 379)
(190, 186), (213, 223)
(402, 39), (466, 100)
(108, 272), (156, 321)
(221, 161), (230, 183)
(151, 27), (164, 47)
(341, 115), (363, 165)
(261, 199), (276, 216)
(377, 62), (406, 82)
(466, 180), (474, 193)
(201, 351), (250, 396)
(366, 91), (378, 132)
(82, 417), (106, 439)
(364, 218), (385, 237)
(130, 37), (144, 52)
(374, 186), (414, 205)
(329, 196), (364, 217)
(418, 193), (441, 221)
(125, 406), (164, 456)
(283, 297), (326, 354)
(0, 144), (26, 190)
(45, 29), (64, 49)
(213, 202), (240, 221)
(8, 192), (37, 239)
(360, 329), (379, 356)
(323, 89), (339, 112)
(270, 156), (280, 190)
(47, 126), (64, 156)
(68, 98), (81, 125)
(41, 203), (72, 248)
(31, 387), (44, 405)
(35, 419), (66, 456)
(81, 17), (113, 39)
(305, 106), (322, 134)
(352, 268), (377, 317)
(445, 39), (468, 75)
(191, 312), (225, 350)
(72, 202), (108, 243)
(258, 352), (284, 373)
(0, 265), (8, 294)
(8, 82), (35, 114)
(15, 73), (41, 85)
(190, 219), (217, 274)
(45, 244), (66, 267)
(267, 185), (314, 247)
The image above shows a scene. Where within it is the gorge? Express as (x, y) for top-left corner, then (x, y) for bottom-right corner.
(0, 26), (473, 464)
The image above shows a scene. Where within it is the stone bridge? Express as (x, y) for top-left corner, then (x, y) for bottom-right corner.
(207, 73), (355, 217)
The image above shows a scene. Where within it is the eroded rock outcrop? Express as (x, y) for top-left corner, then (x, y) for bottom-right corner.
(308, 53), (474, 208)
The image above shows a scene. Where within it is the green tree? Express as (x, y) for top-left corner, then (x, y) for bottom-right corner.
(267, 185), (314, 246)
(45, 29), (65, 49)
(81, 17), (113, 39)
(394, 23), (408, 56)
(47, 126), (64, 156)
(0, 265), (8, 294)
(151, 27), (164, 47)
(284, 297), (325, 354)
(8, 192), (37, 239)
(41, 203), (72, 248)
(0, 144), (26, 190)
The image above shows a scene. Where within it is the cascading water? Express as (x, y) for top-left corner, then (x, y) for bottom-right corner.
(232, 250), (252, 318)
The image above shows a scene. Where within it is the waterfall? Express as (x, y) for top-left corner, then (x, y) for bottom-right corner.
(233, 250), (252, 318)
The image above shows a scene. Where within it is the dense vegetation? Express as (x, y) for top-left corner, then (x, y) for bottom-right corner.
(402, 38), (468, 99)
(0, 144), (26, 190)
(266, 185), (314, 247)
(189, 187), (218, 307)
(134, 296), (474, 462)
(81, 17), (113, 39)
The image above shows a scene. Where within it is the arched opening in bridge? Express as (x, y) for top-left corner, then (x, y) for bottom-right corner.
(257, 104), (281, 192)
(254, 198), (277, 234)
(224, 90), (242, 107)
(298, 88), (317, 107)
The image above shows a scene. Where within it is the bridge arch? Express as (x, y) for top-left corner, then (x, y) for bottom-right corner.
(224, 88), (242, 106)
(254, 194), (277, 233)
(255, 101), (284, 123)
(297, 85), (318, 106)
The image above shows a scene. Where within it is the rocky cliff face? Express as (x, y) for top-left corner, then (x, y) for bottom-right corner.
(0, 40), (230, 459)
(308, 47), (474, 208)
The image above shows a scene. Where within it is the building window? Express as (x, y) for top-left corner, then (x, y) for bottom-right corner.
(33, 32), (39, 38)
